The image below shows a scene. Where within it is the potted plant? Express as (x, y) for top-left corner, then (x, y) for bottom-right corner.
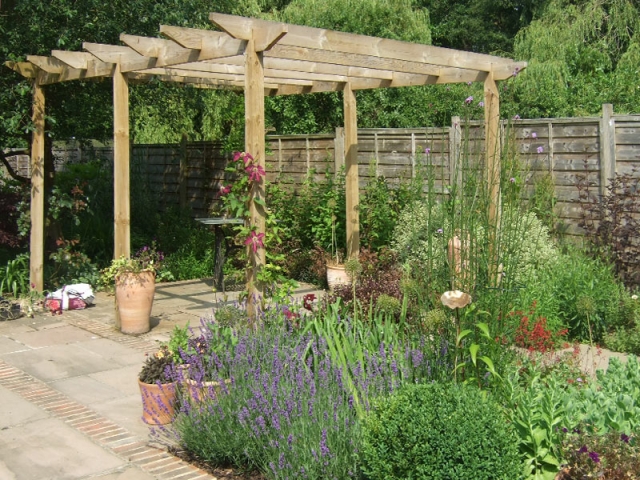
(138, 346), (177, 425)
(102, 241), (164, 334)
(325, 198), (350, 290)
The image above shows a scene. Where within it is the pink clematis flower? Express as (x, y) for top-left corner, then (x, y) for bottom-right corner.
(246, 164), (266, 182)
(219, 185), (232, 196)
(245, 231), (265, 253)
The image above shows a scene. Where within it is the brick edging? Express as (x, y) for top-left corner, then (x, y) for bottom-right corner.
(0, 361), (215, 480)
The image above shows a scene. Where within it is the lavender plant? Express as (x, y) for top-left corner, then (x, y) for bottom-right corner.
(172, 306), (449, 479)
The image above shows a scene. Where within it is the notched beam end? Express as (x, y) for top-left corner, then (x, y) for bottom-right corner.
(5, 61), (38, 78)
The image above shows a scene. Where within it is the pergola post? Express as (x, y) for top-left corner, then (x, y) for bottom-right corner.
(29, 74), (45, 292)
(344, 82), (359, 259)
(245, 37), (266, 316)
(113, 62), (130, 261)
(484, 71), (500, 283)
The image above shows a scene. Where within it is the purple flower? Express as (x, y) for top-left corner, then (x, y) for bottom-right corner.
(425, 147), (431, 154)
(531, 132), (537, 139)
(437, 228), (443, 234)
(509, 177), (516, 183)
(513, 115), (521, 120)
(465, 96), (474, 105)
(537, 146), (544, 154)
(588, 451), (600, 463)
(478, 101), (484, 107)
(467, 81), (472, 86)
(320, 428), (331, 457)
(621, 433), (630, 443)
(578, 445), (588, 454)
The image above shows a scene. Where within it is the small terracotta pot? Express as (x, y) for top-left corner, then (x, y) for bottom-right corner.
(138, 379), (177, 425)
(116, 271), (155, 334)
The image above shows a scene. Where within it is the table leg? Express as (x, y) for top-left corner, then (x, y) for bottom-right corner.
(213, 226), (225, 292)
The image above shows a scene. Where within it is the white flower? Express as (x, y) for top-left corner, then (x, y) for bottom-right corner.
(632, 295), (638, 301)
(440, 290), (472, 309)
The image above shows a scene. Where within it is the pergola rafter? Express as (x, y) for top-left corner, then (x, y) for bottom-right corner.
(5, 13), (525, 315)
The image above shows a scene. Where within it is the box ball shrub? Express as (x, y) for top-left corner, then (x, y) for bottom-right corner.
(360, 382), (522, 480)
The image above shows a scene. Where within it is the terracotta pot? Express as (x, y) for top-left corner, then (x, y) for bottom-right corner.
(326, 263), (350, 290)
(138, 379), (177, 425)
(184, 378), (231, 404)
(116, 271), (155, 334)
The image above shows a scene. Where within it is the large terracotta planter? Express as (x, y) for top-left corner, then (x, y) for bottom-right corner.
(326, 263), (350, 290)
(138, 379), (177, 425)
(116, 271), (155, 334)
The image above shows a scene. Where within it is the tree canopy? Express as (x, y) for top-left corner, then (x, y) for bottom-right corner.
(0, 0), (638, 151)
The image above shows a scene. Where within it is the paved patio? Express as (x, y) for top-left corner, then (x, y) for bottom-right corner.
(0, 279), (322, 480)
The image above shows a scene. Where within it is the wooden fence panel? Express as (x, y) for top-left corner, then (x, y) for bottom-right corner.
(34, 106), (640, 238)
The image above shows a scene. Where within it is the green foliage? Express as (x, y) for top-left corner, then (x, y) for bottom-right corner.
(167, 324), (190, 365)
(506, 0), (640, 117)
(360, 382), (523, 480)
(0, 253), (30, 297)
(565, 357), (640, 435)
(278, 0), (430, 43)
(47, 239), (101, 288)
(359, 165), (422, 251)
(515, 246), (625, 342)
(604, 295), (640, 354)
(497, 366), (567, 480)
(422, 0), (541, 54)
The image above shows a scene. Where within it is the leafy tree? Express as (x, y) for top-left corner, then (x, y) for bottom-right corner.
(420, 0), (545, 54)
(503, 0), (640, 118)
(265, 0), (487, 133)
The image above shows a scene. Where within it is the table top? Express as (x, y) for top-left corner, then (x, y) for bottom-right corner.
(195, 217), (244, 226)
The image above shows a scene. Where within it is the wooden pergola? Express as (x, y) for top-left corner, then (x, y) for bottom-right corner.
(6, 13), (525, 310)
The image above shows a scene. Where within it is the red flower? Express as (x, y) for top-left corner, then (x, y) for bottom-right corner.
(219, 185), (232, 196)
(246, 164), (266, 182)
(303, 293), (316, 311)
(245, 231), (265, 253)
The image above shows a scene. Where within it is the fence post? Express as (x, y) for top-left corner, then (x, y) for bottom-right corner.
(305, 136), (311, 175)
(449, 116), (461, 189)
(600, 103), (616, 197)
(334, 127), (345, 175)
(179, 133), (188, 209)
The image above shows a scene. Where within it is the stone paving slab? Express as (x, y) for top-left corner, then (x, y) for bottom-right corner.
(9, 324), (96, 349)
(0, 336), (31, 355)
(0, 416), (126, 479)
(2, 342), (129, 382)
(50, 375), (128, 406)
(0, 385), (48, 429)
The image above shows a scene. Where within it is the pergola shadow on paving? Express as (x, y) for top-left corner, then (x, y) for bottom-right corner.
(6, 13), (526, 314)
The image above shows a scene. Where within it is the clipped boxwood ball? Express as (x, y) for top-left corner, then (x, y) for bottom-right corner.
(360, 382), (522, 480)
